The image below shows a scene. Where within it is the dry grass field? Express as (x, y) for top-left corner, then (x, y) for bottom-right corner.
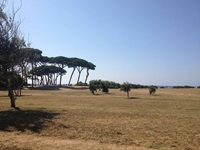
(0, 88), (200, 150)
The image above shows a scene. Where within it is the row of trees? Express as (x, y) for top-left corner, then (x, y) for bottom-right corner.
(172, 85), (196, 89)
(0, 1), (96, 107)
(89, 80), (157, 98)
(29, 55), (96, 87)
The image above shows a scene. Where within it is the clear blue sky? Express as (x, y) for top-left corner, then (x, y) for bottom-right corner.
(7, 0), (200, 86)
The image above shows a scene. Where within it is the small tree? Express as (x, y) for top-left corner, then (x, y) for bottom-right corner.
(89, 82), (97, 94)
(120, 82), (131, 98)
(149, 86), (157, 95)
(89, 80), (109, 94)
(102, 83), (109, 93)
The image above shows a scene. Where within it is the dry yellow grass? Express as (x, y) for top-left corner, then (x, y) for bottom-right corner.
(0, 88), (200, 150)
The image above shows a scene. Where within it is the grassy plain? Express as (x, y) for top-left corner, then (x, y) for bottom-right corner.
(0, 88), (200, 150)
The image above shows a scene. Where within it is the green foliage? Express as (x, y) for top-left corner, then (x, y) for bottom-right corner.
(89, 80), (120, 89)
(149, 86), (157, 95)
(89, 83), (97, 94)
(197, 86), (200, 88)
(30, 65), (66, 76)
(102, 84), (109, 93)
(120, 82), (131, 98)
(130, 84), (149, 89)
(89, 80), (110, 94)
(0, 72), (24, 90)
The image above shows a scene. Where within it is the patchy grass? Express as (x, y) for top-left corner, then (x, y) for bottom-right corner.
(0, 88), (200, 150)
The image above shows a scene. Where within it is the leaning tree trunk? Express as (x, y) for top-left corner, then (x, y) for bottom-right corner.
(68, 68), (76, 85)
(84, 69), (89, 84)
(6, 78), (16, 108)
(77, 71), (81, 85)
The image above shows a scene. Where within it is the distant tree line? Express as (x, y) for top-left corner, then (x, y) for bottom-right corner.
(29, 54), (96, 87)
(172, 85), (196, 89)
(88, 81), (158, 98)
(0, 47), (96, 89)
(88, 80), (159, 96)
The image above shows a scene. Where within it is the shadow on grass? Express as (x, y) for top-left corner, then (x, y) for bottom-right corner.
(0, 109), (59, 133)
(28, 86), (60, 90)
(129, 97), (140, 99)
(0, 95), (8, 98)
(93, 93), (101, 95)
(150, 94), (160, 96)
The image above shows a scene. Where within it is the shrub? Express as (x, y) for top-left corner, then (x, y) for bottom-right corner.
(149, 86), (157, 95)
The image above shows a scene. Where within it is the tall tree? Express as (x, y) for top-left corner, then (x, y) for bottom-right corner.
(84, 62), (96, 84)
(0, 0), (26, 107)
(51, 56), (69, 86)
(67, 58), (78, 85)
(25, 48), (42, 87)
(76, 59), (88, 84)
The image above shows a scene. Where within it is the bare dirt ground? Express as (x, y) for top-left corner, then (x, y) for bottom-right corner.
(0, 88), (200, 150)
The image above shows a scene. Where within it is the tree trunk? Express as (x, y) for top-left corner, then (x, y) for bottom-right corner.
(77, 71), (81, 85)
(24, 65), (27, 87)
(68, 68), (76, 85)
(84, 69), (89, 84)
(76, 67), (84, 85)
(6, 78), (16, 108)
(31, 63), (34, 88)
(19, 87), (22, 96)
(59, 74), (62, 86)
(127, 91), (129, 98)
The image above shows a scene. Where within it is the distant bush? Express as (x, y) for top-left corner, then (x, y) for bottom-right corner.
(173, 85), (195, 88)
(89, 83), (97, 94)
(89, 80), (111, 94)
(102, 84), (109, 93)
(76, 82), (88, 86)
(160, 86), (166, 89)
(197, 86), (200, 88)
(149, 86), (157, 95)
(101, 80), (120, 89)
(130, 84), (149, 89)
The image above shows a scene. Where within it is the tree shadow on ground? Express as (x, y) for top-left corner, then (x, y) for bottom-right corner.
(129, 97), (140, 99)
(0, 108), (59, 133)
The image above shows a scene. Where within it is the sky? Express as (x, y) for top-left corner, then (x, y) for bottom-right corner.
(6, 0), (200, 86)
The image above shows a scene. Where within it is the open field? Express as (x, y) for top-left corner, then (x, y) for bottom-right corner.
(0, 88), (200, 150)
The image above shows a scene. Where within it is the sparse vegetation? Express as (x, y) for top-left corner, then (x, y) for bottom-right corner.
(0, 88), (200, 149)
